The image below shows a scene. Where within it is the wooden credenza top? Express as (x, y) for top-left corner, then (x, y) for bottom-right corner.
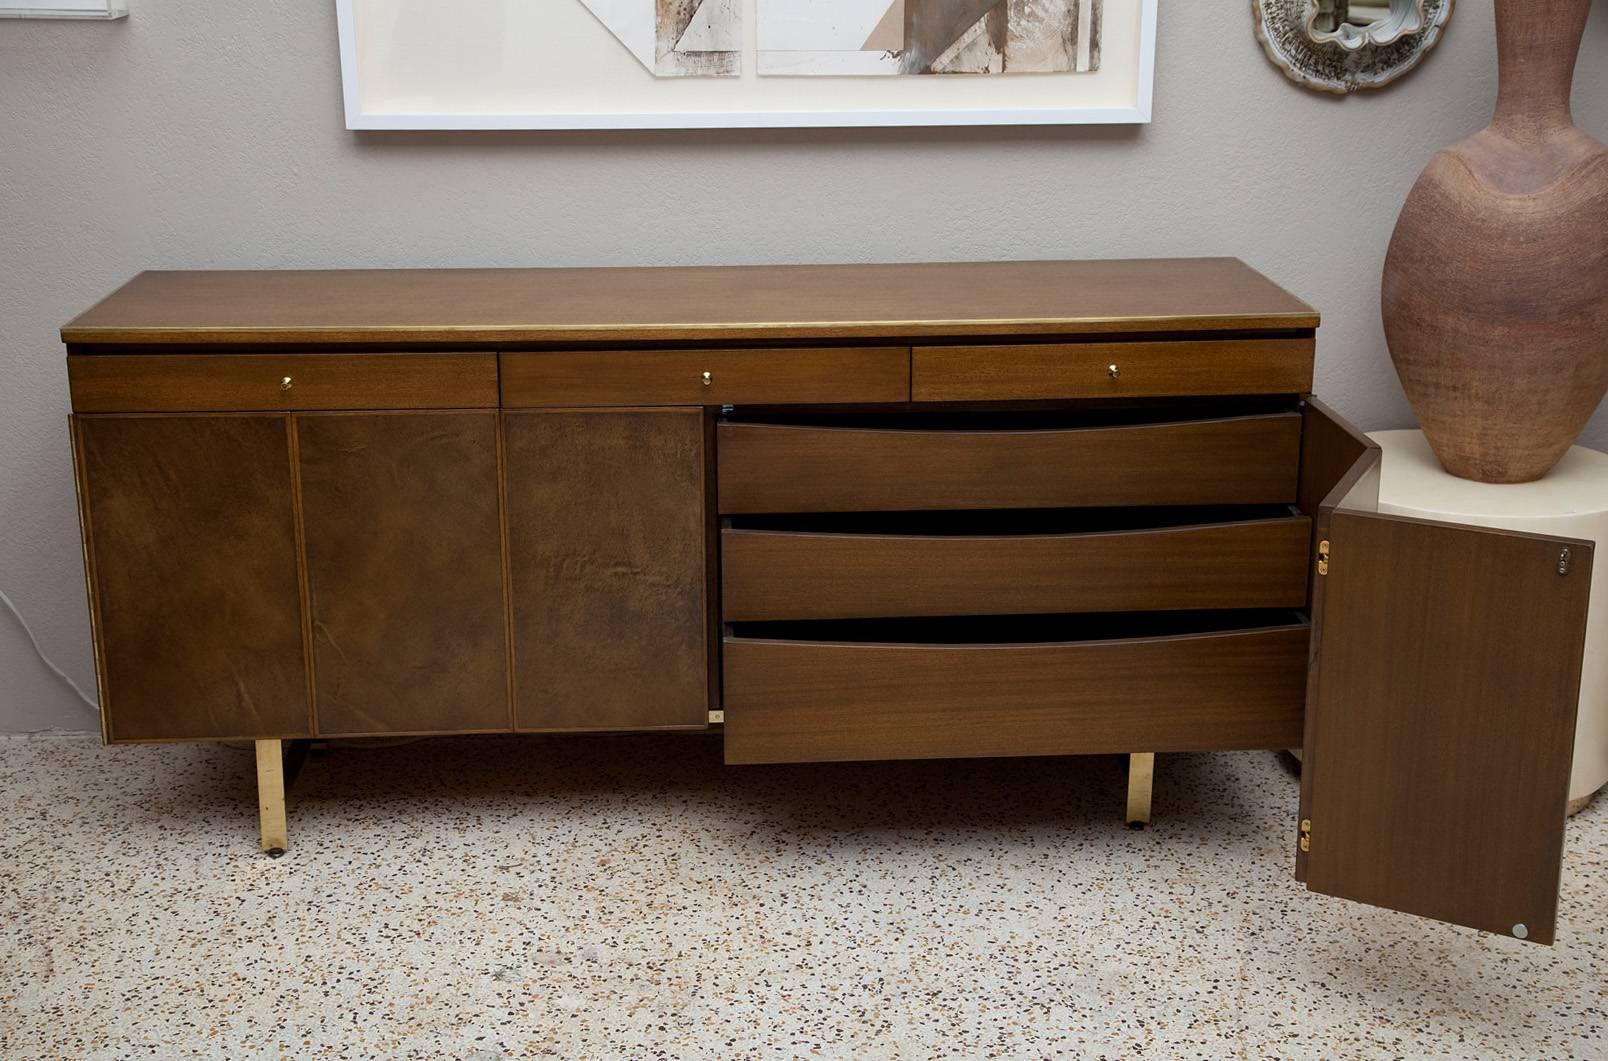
(62, 258), (1318, 348)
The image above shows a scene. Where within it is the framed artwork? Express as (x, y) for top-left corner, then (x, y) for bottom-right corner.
(335, 0), (1157, 130)
(0, 1), (125, 16)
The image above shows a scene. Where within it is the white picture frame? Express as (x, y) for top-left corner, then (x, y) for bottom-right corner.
(335, 0), (1157, 130)
(0, 1), (125, 17)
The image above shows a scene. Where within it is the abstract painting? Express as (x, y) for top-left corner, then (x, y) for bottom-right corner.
(336, 0), (1155, 128)
(758, 0), (1101, 76)
(581, 0), (741, 77)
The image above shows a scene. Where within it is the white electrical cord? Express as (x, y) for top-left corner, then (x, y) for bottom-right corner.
(2, 590), (441, 753)
(1, 589), (431, 750)
(0, 588), (100, 712)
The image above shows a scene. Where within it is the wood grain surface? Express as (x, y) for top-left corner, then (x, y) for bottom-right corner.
(1297, 399), (1377, 523)
(912, 338), (1315, 401)
(76, 415), (310, 742)
(62, 259), (1318, 346)
(68, 353), (498, 413)
(717, 414), (1302, 514)
(724, 622), (1309, 764)
(296, 413), (510, 736)
(504, 409), (708, 731)
(721, 516), (1312, 621)
(1303, 511), (1592, 944)
(1293, 403), (1382, 884)
(501, 347), (909, 407)
(1296, 398), (1379, 611)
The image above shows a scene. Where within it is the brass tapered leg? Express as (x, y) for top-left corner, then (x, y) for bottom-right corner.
(1126, 752), (1154, 828)
(256, 739), (288, 857)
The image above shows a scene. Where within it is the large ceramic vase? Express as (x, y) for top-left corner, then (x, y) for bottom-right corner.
(1383, 0), (1608, 483)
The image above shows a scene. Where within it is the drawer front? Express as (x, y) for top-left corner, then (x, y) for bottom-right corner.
(68, 353), (498, 413)
(723, 625), (1309, 764)
(718, 413), (1301, 514)
(500, 347), (909, 407)
(722, 517), (1312, 621)
(912, 338), (1315, 402)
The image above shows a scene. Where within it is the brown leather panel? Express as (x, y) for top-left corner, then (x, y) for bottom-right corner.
(295, 413), (510, 736)
(76, 415), (310, 742)
(504, 409), (708, 730)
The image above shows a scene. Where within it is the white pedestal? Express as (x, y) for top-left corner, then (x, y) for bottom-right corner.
(1372, 430), (1608, 814)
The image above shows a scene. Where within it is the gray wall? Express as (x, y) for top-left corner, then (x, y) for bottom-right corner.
(2, 2), (1606, 733)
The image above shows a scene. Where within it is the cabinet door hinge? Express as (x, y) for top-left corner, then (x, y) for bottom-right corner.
(1299, 818), (1312, 853)
(1316, 540), (1330, 577)
(708, 709), (725, 725)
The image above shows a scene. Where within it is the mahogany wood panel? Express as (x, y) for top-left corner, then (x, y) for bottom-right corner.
(1298, 398), (1378, 524)
(721, 518), (1312, 621)
(62, 259), (1319, 346)
(75, 415), (310, 742)
(68, 353), (498, 413)
(295, 413), (510, 736)
(504, 409), (708, 731)
(1296, 396), (1380, 612)
(67, 418), (112, 743)
(701, 410), (723, 709)
(500, 347), (909, 408)
(912, 338), (1315, 402)
(1303, 511), (1591, 945)
(723, 625), (1309, 764)
(1293, 399), (1381, 883)
(718, 414), (1302, 514)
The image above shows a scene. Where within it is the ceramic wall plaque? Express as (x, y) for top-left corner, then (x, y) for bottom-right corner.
(1254, 0), (1455, 94)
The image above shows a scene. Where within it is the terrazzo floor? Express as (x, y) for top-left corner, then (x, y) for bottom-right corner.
(1, 732), (1604, 1059)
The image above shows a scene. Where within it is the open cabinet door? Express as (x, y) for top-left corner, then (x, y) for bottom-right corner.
(1297, 401), (1592, 945)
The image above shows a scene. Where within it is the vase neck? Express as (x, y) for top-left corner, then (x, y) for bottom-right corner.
(1492, 0), (1590, 140)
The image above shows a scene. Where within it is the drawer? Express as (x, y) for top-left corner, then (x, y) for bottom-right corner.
(67, 353), (498, 413)
(500, 347), (909, 407)
(723, 616), (1309, 764)
(721, 512), (1312, 621)
(912, 337), (1315, 402)
(717, 412), (1301, 514)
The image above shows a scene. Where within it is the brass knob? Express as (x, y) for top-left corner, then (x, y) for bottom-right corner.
(1108, 364), (1120, 379)
(280, 376), (293, 391)
(701, 371), (713, 386)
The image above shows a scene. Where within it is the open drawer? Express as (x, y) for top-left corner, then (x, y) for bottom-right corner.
(717, 409), (1301, 514)
(722, 507), (1312, 621)
(723, 613), (1309, 766)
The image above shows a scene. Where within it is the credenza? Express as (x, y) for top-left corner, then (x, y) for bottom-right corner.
(61, 259), (1591, 945)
